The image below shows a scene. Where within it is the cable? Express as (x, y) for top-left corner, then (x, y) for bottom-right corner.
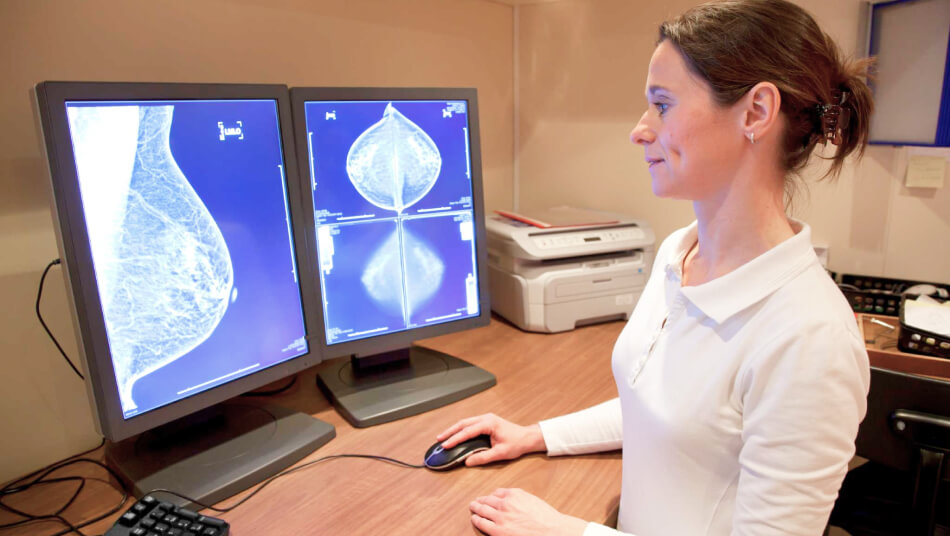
(0, 458), (128, 536)
(1, 438), (104, 493)
(240, 375), (297, 397)
(0, 514), (90, 536)
(0, 477), (85, 515)
(36, 259), (84, 380)
(147, 453), (425, 514)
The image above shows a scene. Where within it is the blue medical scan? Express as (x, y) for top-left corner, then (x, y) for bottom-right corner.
(304, 100), (479, 344)
(65, 99), (307, 419)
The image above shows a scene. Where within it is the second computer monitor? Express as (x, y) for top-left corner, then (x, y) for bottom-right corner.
(291, 87), (494, 427)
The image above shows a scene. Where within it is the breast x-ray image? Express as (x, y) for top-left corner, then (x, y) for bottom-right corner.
(66, 98), (307, 418)
(305, 99), (480, 344)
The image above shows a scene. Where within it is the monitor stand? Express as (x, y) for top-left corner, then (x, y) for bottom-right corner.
(106, 402), (335, 509)
(316, 346), (496, 428)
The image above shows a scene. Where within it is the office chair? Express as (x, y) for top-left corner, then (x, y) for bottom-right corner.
(827, 366), (950, 536)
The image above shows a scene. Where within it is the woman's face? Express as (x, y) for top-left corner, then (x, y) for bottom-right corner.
(631, 40), (743, 201)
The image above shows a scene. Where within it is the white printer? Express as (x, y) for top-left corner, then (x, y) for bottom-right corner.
(486, 211), (655, 333)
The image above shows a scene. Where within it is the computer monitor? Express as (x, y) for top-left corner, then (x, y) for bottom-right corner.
(290, 87), (495, 428)
(33, 81), (335, 507)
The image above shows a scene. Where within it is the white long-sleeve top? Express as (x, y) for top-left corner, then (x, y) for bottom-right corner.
(539, 221), (869, 536)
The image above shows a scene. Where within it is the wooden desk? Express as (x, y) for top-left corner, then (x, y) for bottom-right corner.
(0, 318), (624, 535)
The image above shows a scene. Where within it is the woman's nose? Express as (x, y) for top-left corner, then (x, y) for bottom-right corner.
(630, 111), (654, 146)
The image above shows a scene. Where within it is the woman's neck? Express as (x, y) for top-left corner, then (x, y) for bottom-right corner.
(682, 171), (794, 287)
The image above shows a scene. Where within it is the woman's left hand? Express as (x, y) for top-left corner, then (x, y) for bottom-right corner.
(469, 488), (588, 536)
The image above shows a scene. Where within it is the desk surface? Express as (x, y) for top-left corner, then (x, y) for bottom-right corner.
(0, 318), (624, 535)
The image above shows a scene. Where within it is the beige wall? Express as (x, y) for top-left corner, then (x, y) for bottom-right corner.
(0, 0), (513, 483)
(515, 0), (950, 284)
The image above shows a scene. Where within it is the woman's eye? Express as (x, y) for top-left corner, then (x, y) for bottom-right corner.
(654, 102), (669, 115)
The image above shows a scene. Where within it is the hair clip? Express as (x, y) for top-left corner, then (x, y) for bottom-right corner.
(817, 90), (851, 146)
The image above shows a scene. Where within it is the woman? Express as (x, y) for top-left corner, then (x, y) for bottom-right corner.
(437, 1), (873, 534)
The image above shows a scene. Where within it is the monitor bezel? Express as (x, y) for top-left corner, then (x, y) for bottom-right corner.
(289, 86), (491, 359)
(34, 81), (325, 442)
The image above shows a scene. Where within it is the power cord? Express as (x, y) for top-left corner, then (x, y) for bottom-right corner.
(0, 449), (128, 536)
(0, 439), (104, 492)
(36, 259), (84, 381)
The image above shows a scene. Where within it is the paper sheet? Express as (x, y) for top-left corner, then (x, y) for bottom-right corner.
(905, 155), (947, 188)
(903, 298), (950, 337)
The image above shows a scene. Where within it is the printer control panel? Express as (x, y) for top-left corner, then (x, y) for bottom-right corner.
(531, 226), (645, 250)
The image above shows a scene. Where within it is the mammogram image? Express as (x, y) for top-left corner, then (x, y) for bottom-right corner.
(360, 227), (445, 321)
(345, 103), (442, 213)
(344, 103), (444, 323)
(68, 105), (233, 412)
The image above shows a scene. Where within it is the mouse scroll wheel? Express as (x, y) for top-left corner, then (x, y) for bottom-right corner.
(432, 445), (443, 455)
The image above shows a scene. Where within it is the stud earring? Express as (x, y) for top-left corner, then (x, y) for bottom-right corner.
(747, 132), (755, 144)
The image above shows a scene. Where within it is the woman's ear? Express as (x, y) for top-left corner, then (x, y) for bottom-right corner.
(741, 82), (781, 142)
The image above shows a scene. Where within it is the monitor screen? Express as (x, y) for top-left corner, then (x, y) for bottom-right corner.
(291, 87), (494, 428)
(35, 81), (334, 506)
(303, 98), (481, 346)
(64, 97), (307, 419)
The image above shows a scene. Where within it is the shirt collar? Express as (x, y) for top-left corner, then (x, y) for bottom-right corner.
(668, 219), (819, 325)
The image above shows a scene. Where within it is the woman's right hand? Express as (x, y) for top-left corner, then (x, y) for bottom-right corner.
(436, 414), (547, 467)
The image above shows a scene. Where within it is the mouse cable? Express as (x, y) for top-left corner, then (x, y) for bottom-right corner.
(0, 457), (129, 536)
(148, 453), (426, 514)
(36, 259), (84, 381)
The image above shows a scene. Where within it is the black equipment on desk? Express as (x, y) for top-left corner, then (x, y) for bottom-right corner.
(837, 273), (949, 317)
(106, 495), (229, 536)
(828, 367), (950, 536)
(898, 296), (950, 360)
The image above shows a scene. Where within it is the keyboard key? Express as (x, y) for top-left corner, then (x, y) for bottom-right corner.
(198, 516), (226, 528)
(176, 508), (199, 521)
(118, 512), (139, 526)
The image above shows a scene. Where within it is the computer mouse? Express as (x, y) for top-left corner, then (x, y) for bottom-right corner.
(424, 434), (492, 470)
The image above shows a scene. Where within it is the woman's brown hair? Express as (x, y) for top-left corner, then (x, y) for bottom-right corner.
(659, 0), (874, 181)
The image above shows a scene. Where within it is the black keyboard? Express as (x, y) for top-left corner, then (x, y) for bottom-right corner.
(105, 495), (230, 536)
